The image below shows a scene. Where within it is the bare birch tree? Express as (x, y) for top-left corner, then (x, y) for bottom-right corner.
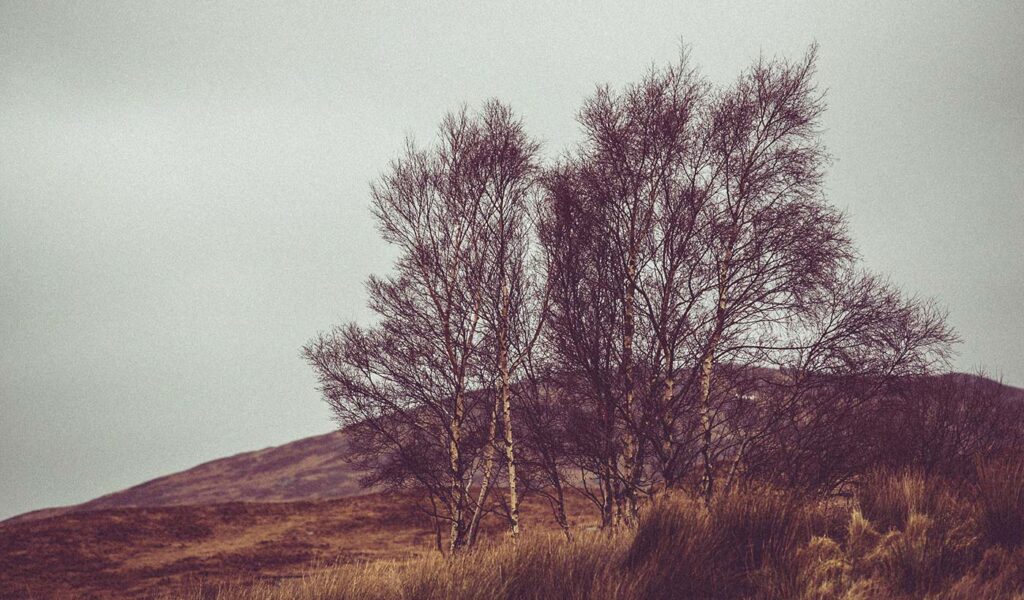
(304, 104), (538, 553)
(468, 101), (541, 544)
(540, 54), (707, 524)
(715, 269), (958, 495)
(690, 46), (853, 503)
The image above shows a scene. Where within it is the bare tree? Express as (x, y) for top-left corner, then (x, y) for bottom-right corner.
(468, 101), (541, 544)
(304, 104), (538, 553)
(540, 161), (624, 527)
(687, 46), (855, 503)
(540, 54), (707, 525)
(716, 269), (958, 495)
(880, 372), (1023, 480)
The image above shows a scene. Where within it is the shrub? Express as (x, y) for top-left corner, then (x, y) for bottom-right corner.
(856, 470), (927, 532)
(872, 512), (954, 595)
(624, 488), (812, 599)
(709, 488), (811, 598)
(793, 536), (852, 600)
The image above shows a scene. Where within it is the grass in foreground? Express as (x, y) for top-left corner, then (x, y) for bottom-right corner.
(183, 464), (1024, 600)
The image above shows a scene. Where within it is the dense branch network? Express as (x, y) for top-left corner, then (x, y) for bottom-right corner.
(304, 47), (1015, 552)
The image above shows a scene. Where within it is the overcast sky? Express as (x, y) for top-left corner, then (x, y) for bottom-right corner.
(1, 1), (1022, 520)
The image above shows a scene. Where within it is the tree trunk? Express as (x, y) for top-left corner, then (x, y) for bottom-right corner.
(552, 476), (572, 541)
(699, 249), (731, 505)
(660, 363), (677, 488)
(620, 258), (640, 526)
(498, 280), (521, 543)
(428, 495), (443, 554)
(466, 391), (501, 547)
(722, 437), (748, 496)
(448, 389), (466, 554)
(698, 343), (717, 505)
(600, 464), (615, 528)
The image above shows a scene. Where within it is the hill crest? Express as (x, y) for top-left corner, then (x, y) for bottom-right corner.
(6, 429), (364, 524)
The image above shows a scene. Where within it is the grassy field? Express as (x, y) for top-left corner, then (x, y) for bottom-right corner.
(179, 465), (1024, 600)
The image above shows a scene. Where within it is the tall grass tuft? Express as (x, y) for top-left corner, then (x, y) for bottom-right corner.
(854, 471), (980, 595)
(624, 488), (812, 599)
(624, 495), (716, 598)
(976, 457), (1024, 549)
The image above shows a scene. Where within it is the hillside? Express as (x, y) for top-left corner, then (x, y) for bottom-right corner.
(6, 430), (365, 524)
(0, 493), (412, 599)
(0, 491), (596, 599)
(0, 427), (597, 598)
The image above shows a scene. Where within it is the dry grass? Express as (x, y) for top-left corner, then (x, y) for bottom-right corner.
(170, 533), (635, 600)
(6, 465), (1023, 599)
(197, 466), (1024, 600)
(977, 458), (1024, 549)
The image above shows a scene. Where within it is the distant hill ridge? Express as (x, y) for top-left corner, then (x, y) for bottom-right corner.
(6, 430), (365, 523)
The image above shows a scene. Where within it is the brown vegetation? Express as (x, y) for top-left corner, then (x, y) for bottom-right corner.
(179, 466), (1024, 600)
(0, 491), (598, 599)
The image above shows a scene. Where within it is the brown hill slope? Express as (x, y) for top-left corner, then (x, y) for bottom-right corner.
(7, 430), (365, 524)
(0, 491), (597, 600)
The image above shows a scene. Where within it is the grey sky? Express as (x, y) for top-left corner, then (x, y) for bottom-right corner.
(1, 1), (1021, 520)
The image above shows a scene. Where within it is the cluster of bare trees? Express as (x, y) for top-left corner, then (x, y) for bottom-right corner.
(305, 47), (1015, 553)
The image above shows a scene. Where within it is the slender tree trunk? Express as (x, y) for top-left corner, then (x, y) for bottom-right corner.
(448, 389), (466, 554)
(552, 475), (572, 541)
(612, 479), (625, 528)
(620, 258), (640, 526)
(600, 464), (615, 528)
(722, 437), (748, 496)
(698, 342), (717, 505)
(466, 392), (501, 547)
(699, 250), (731, 505)
(428, 495), (443, 554)
(660, 358), (677, 488)
(596, 386), (616, 529)
(498, 281), (521, 543)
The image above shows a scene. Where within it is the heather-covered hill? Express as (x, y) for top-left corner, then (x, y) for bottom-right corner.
(0, 491), (597, 599)
(6, 430), (364, 524)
